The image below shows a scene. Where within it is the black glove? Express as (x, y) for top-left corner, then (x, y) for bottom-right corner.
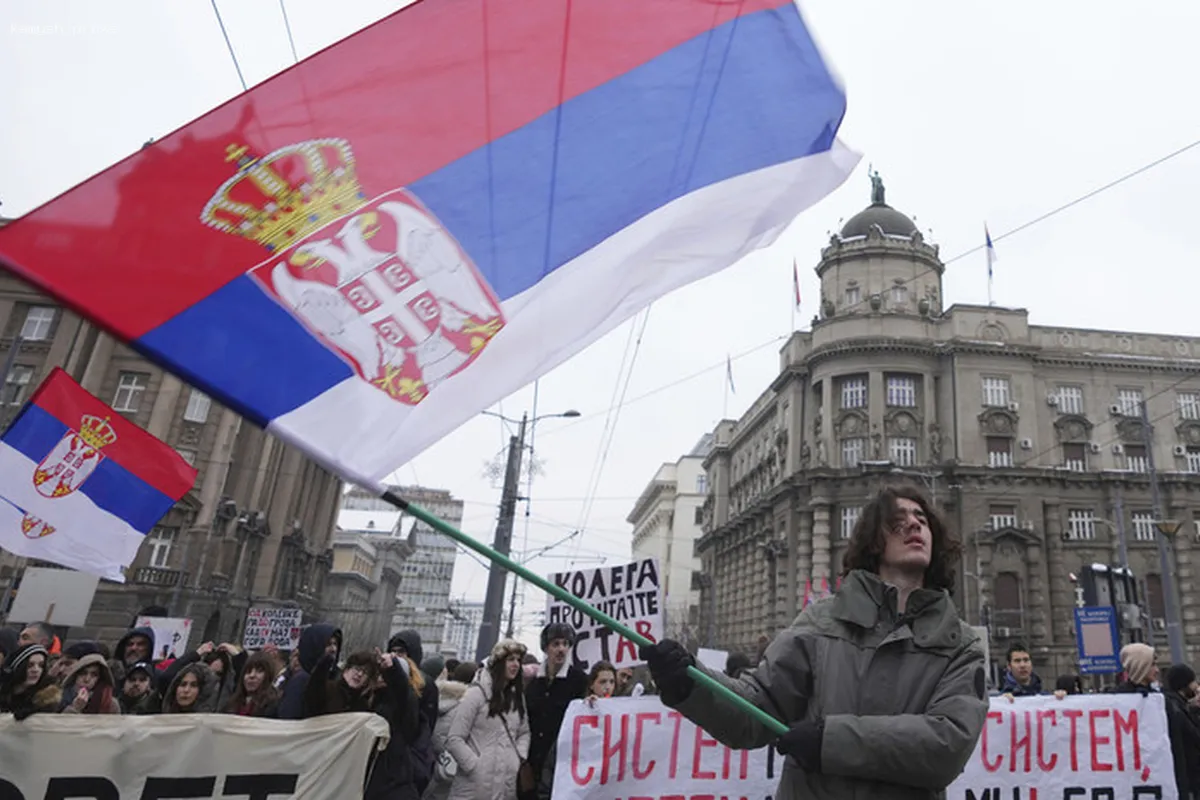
(775, 718), (824, 773)
(639, 640), (695, 704)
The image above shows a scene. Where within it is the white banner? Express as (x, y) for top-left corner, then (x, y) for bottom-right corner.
(553, 697), (778, 800)
(243, 607), (304, 650)
(545, 558), (662, 671)
(948, 693), (1177, 799)
(552, 695), (1177, 800)
(0, 712), (389, 799)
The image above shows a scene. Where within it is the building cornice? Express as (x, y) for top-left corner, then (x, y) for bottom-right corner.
(627, 478), (676, 525)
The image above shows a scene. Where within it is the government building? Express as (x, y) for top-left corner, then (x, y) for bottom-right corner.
(695, 178), (1200, 680)
(0, 219), (344, 645)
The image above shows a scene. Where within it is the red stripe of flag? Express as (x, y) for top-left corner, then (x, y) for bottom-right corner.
(28, 368), (197, 500)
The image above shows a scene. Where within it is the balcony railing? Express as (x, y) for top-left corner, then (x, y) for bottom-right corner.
(131, 566), (188, 587)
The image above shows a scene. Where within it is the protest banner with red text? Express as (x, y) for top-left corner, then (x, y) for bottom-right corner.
(552, 696), (778, 800)
(947, 693), (1176, 800)
(545, 558), (662, 671)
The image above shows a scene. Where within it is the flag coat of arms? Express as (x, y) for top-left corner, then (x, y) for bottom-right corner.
(0, 0), (855, 486)
(0, 368), (197, 581)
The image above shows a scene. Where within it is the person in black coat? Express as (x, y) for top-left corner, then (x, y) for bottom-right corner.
(1164, 664), (1200, 799)
(522, 623), (588, 800)
(278, 623), (342, 720)
(388, 630), (438, 794)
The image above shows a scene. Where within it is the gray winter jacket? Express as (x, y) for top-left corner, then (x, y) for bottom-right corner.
(671, 569), (988, 800)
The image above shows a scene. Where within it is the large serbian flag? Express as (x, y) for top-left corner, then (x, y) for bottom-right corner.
(0, 0), (855, 487)
(0, 369), (197, 581)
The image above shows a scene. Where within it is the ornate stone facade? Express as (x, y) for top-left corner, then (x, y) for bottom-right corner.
(695, 184), (1200, 680)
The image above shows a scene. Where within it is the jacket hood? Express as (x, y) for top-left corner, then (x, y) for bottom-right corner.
(63, 653), (115, 689)
(0, 628), (20, 659)
(115, 626), (156, 663)
(297, 623), (341, 673)
(163, 662), (219, 713)
(388, 630), (423, 665)
(436, 678), (470, 713)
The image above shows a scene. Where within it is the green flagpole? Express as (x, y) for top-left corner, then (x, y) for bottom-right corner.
(382, 490), (789, 737)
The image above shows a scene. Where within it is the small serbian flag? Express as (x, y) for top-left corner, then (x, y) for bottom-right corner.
(0, 0), (854, 487)
(0, 368), (197, 581)
(793, 258), (803, 308)
(985, 224), (998, 279)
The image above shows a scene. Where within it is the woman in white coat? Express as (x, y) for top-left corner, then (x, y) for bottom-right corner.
(446, 640), (531, 800)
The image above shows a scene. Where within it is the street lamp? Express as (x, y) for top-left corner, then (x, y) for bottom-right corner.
(475, 407), (581, 661)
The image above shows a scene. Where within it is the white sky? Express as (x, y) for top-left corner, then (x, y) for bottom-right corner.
(4, 1), (1200, 645)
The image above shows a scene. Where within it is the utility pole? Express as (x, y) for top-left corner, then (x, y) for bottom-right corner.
(476, 413), (527, 662)
(1141, 403), (1185, 664)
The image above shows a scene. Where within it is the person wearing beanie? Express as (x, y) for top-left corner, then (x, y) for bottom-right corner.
(522, 622), (587, 800)
(51, 640), (104, 684)
(1162, 663), (1200, 797)
(1118, 642), (1158, 692)
(422, 654), (446, 682)
(0, 643), (61, 719)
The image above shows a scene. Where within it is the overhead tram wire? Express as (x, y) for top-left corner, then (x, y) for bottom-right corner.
(210, 0), (248, 92)
(278, 0), (300, 64)
(573, 306), (653, 561)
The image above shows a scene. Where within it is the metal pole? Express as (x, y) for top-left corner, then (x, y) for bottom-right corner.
(476, 413), (526, 662)
(1141, 403), (1185, 664)
(386, 489), (789, 736)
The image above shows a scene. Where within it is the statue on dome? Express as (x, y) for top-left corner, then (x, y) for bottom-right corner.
(869, 167), (885, 205)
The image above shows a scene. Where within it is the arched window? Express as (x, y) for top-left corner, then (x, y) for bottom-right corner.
(993, 571), (1023, 629)
(1144, 574), (1166, 620)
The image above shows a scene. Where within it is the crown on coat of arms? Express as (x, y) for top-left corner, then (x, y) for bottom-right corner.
(200, 138), (366, 252)
(77, 415), (118, 450)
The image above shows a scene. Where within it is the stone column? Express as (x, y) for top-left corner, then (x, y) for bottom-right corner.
(1170, 504), (1198, 656)
(1043, 500), (1074, 676)
(146, 373), (184, 441)
(810, 500), (832, 589)
(795, 506), (813, 609)
(1024, 541), (1050, 644)
(195, 408), (241, 526)
(0, 299), (16, 336)
(79, 331), (115, 396)
(784, 500), (800, 621)
(819, 379), (833, 466)
(868, 371), (885, 449)
(45, 312), (83, 369)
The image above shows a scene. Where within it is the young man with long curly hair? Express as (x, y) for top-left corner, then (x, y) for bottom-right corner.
(641, 483), (988, 799)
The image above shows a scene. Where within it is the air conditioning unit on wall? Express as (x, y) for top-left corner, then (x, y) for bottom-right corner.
(1109, 404), (1124, 416)
(1007, 402), (1020, 413)
(1112, 444), (1124, 455)
(1046, 393), (1059, 407)
(1089, 442), (1101, 454)
(1019, 438), (1033, 450)
(1173, 445), (1188, 457)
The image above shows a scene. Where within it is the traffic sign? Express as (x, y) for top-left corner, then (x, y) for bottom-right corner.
(1074, 606), (1121, 674)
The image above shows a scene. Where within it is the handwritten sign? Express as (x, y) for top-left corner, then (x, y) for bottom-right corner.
(242, 607), (303, 650)
(135, 616), (192, 661)
(545, 558), (662, 670)
(552, 697), (777, 800)
(948, 693), (1176, 799)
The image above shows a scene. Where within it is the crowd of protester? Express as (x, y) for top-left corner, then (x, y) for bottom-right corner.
(0, 616), (663, 800)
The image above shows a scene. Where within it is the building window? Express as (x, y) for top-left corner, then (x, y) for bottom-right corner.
(1186, 447), (1200, 473)
(841, 437), (865, 468)
(1062, 442), (1087, 472)
(840, 376), (867, 409)
(112, 371), (149, 413)
(993, 572), (1022, 630)
(891, 285), (908, 306)
(989, 505), (1017, 531)
(1145, 574), (1165, 620)
(176, 448), (197, 467)
(840, 506), (861, 539)
(1179, 392), (1200, 421)
(1066, 509), (1096, 541)
(1131, 512), (1156, 542)
(3, 365), (33, 406)
(695, 474), (707, 495)
(693, 506), (703, 525)
(147, 526), (177, 568)
(981, 377), (1010, 407)
(1117, 388), (1144, 417)
(1124, 444), (1148, 473)
(1056, 386), (1084, 415)
(888, 437), (917, 466)
(986, 437), (1013, 468)
(886, 376), (916, 407)
(19, 306), (55, 341)
(844, 286), (861, 307)
(183, 389), (211, 423)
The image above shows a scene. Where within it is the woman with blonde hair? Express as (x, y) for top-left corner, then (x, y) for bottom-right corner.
(446, 640), (531, 800)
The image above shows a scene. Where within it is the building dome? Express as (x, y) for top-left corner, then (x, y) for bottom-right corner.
(839, 203), (918, 238)
(838, 170), (917, 238)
